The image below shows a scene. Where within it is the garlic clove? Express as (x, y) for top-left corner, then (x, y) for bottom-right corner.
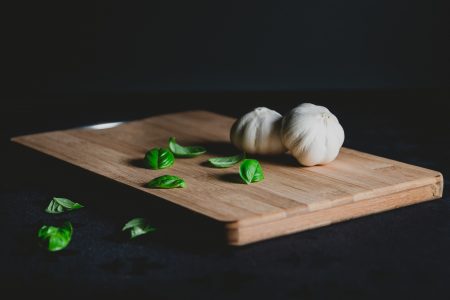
(281, 103), (345, 166)
(230, 107), (286, 155)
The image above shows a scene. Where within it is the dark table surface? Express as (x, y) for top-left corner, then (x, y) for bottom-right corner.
(1, 91), (449, 299)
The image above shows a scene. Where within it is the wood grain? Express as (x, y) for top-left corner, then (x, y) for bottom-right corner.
(12, 111), (444, 245)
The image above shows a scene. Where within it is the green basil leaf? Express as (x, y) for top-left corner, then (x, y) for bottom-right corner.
(208, 153), (245, 168)
(147, 175), (186, 189)
(122, 217), (156, 239)
(45, 197), (84, 214)
(168, 137), (206, 158)
(38, 221), (73, 252)
(239, 159), (264, 184)
(144, 147), (175, 169)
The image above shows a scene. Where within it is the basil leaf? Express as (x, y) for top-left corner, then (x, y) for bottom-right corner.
(208, 153), (245, 168)
(168, 137), (206, 158)
(122, 217), (156, 239)
(38, 221), (73, 252)
(147, 175), (186, 189)
(144, 147), (175, 169)
(239, 159), (264, 184)
(45, 197), (84, 214)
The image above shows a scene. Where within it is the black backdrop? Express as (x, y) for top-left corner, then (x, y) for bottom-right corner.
(4, 0), (450, 96)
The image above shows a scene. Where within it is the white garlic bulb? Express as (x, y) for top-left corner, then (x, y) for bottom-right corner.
(230, 107), (287, 155)
(281, 103), (344, 166)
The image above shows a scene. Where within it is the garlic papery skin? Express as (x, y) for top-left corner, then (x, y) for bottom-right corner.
(281, 103), (345, 166)
(230, 107), (287, 155)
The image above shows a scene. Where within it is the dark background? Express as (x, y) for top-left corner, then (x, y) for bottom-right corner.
(4, 0), (450, 95)
(1, 0), (450, 299)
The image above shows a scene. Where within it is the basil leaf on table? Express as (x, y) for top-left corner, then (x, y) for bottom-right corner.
(45, 197), (84, 214)
(168, 137), (206, 158)
(208, 153), (245, 168)
(239, 159), (264, 184)
(37, 221), (73, 252)
(147, 175), (186, 189)
(122, 218), (156, 239)
(144, 147), (175, 169)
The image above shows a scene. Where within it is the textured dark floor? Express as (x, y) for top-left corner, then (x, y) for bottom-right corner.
(1, 91), (449, 299)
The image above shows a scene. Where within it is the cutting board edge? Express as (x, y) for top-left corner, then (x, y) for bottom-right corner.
(224, 172), (444, 228)
(11, 132), (445, 228)
(224, 175), (443, 246)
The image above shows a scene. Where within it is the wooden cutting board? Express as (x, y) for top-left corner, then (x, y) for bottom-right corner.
(12, 111), (443, 245)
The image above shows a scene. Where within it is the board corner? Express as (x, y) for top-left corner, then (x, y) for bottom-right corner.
(223, 221), (247, 246)
(434, 172), (444, 198)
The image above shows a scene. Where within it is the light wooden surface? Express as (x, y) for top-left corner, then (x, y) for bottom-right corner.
(12, 111), (443, 245)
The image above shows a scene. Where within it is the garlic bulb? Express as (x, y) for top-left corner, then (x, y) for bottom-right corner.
(230, 107), (286, 155)
(281, 103), (344, 166)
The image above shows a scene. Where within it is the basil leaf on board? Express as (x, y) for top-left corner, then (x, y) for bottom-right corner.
(122, 218), (156, 239)
(37, 221), (73, 252)
(168, 137), (206, 158)
(45, 197), (84, 214)
(144, 147), (175, 169)
(239, 159), (264, 184)
(147, 175), (186, 189)
(208, 153), (245, 168)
